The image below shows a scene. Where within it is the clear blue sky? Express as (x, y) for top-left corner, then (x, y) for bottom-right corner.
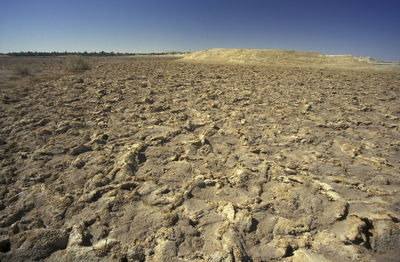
(1, 0), (399, 60)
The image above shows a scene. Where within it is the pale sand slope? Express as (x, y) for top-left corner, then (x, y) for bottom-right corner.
(182, 48), (394, 69)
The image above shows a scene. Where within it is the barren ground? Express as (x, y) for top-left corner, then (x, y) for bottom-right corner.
(0, 54), (400, 261)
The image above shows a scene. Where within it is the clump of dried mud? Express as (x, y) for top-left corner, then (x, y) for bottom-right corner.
(0, 52), (399, 261)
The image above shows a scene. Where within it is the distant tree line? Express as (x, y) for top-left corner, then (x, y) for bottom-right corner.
(6, 51), (186, 57)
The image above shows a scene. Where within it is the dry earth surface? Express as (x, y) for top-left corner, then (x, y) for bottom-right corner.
(0, 50), (400, 261)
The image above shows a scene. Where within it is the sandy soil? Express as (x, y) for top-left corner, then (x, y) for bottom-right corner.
(183, 48), (400, 71)
(0, 52), (399, 261)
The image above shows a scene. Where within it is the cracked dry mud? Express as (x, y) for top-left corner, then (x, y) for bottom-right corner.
(0, 57), (400, 261)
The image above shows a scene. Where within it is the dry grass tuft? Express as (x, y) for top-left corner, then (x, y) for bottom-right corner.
(14, 64), (31, 76)
(66, 56), (91, 72)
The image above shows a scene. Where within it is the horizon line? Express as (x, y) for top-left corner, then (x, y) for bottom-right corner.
(2, 48), (400, 62)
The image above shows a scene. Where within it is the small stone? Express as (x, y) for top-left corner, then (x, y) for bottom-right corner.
(38, 118), (50, 126)
(67, 224), (84, 247)
(144, 97), (154, 104)
(18, 229), (68, 260)
(94, 238), (119, 257)
(332, 216), (368, 245)
(222, 228), (250, 260)
(154, 240), (177, 262)
(126, 246), (145, 261)
(163, 212), (179, 226)
(38, 129), (53, 136)
(0, 235), (10, 253)
(204, 179), (216, 186)
(229, 168), (249, 187)
(89, 173), (108, 189)
(223, 203), (235, 222)
(235, 212), (254, 232)
(72, 159), (85, 169)
(292, 249), (331, 262)
(70, 144), (92, 156)
(304, 104), (312, 111)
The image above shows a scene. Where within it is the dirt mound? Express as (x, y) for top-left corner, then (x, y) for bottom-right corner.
(183, 48), (378, 68)
(0, 57), (399, 261)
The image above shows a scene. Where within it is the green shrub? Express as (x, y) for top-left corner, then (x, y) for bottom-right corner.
(66, 55), (91, 72)
(14, 64), (31, 76)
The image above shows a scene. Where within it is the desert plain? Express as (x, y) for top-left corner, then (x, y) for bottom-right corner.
(0, 49), (400, 261)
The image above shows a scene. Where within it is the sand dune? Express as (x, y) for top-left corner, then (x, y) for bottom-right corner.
(183, 48), (379, 68)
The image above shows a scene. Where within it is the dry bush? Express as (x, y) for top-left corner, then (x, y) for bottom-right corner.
(66, 56), (91, 72)
(14, 64), (31, 76)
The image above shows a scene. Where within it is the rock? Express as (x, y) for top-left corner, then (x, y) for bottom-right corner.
(93, 238), (119, 257)
(67, 224), (84, 247)
(79, 186), (112, 203)
(110, 143), (146, 180)
(273, 217), (311, 236)
(292, 249), (331, 262)
(88, 173), (109, 189)
(38, 118), (50, 126)
(0, 235), (10, 253)
(163, 212), (179, 226)
(316, 181), (342, 201)
(249, 243), (286, 261)
(331, 216), (369, 246)
(221, 228), (250, 261)
(153, 240), (178, 262)
(91, 133), (109, 144)
(72, 158), (85, 169)
(370, 219), (400, 257)
(70, 144), (92, 156)
(208, 250), (233, 262)
(1, 229), (68, 261)
(144, 97), (154, 104)
(222, 203), (235, 222)
(234, 211), (254, 232)
(229, 168), (250, 187)
(126, 246), (146, 261)
(38, 128), (53, 136)
(137, 181), (158, 196)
